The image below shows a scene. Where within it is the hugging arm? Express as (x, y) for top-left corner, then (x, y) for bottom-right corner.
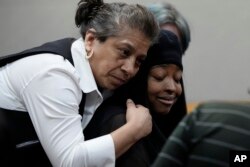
(97, 110), (151, 166)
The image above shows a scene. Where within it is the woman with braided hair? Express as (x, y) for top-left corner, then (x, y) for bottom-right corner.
(0, 0), (159, 166)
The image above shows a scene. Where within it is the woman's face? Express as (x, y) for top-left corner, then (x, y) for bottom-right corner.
(147, 64), (182, 114)
(85, 29), (150, 90)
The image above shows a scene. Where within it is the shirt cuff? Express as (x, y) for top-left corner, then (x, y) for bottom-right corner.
(85, 134), (115, 167)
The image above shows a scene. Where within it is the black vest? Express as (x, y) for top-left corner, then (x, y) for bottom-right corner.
(0, 38), (75, 67)
(0, 38), (86, 166)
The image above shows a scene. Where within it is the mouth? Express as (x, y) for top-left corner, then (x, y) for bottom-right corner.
(110, 75), (127, 87)
(157, 96), (176, 106)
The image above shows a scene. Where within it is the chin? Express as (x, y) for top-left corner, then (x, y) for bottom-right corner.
(156, 108), (171, 115)
(110, 84), (122, 90)
(101, 83), (118, 90)
(108, 82), (124, 90)
(163, 110), (171, 115)
(155, 102), (174, 114)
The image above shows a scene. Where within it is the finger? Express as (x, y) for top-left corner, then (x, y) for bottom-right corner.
(135, 104), (143, 108)
(126, 99), (135, 108)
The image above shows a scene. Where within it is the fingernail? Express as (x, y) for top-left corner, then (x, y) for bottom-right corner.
(127, 99), (132, 103)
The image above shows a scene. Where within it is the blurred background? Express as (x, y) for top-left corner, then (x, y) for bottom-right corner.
(0, 0), (250, 104)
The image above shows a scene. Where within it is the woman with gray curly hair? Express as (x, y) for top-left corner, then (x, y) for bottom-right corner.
(148, 2), (191, 54)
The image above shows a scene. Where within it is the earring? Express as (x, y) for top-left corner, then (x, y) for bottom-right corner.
(86, 49), (93, 59)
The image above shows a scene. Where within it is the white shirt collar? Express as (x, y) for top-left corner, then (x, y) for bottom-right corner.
(71, 37), (99, 94)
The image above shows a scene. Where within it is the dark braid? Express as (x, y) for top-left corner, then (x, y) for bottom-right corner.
(75, 0), (104, 27)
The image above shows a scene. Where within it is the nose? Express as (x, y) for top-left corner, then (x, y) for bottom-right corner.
(121, 58), (137, 78)
(164, 78), (177, 93)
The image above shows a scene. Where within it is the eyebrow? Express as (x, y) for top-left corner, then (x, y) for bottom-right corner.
(121, 42), (147, 58)
(152, 64), (183, 71)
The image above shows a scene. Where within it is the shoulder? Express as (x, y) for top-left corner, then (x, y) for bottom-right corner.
(84, 104), (126, 138)
(10, 53), (76, 78)
(8, 53), (80, 94)
(97, 100), (126, 124)
(193, 101), (250, 118)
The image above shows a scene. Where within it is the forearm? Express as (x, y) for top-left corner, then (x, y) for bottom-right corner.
(110, 99), (152, 158)
(111, 123), (138, 158)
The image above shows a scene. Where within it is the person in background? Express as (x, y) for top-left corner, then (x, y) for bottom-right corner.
(152, 101), (250, 167)
(148, 2), (191, 54)
(148, 2), (191, 138)
(84, 29), (183, 166)
(0, 0), (159, 166)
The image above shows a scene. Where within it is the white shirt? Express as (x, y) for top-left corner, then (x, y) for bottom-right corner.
(0, 38), (115, 167)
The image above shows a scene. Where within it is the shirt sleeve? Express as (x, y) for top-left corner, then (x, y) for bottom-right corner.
(84, 134), (115, 167)
(86, 103), (150, 167)
(19, 58), (115, 167)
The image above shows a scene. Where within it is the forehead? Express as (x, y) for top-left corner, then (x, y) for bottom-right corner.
(150, 64), (182, 73)
(114, 29), (151, 54)
(117, 28), (150, 42)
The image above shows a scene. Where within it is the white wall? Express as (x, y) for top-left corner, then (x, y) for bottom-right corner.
(1, 0), (250, 103)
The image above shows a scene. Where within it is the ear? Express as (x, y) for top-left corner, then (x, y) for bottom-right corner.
(84, 28), (96, 52)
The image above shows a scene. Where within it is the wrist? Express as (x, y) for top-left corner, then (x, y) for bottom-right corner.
(123, 122), (141, 142)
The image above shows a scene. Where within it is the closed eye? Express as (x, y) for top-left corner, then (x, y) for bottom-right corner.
(153, 75), (164, 81)
(119, 48), (130, 57)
